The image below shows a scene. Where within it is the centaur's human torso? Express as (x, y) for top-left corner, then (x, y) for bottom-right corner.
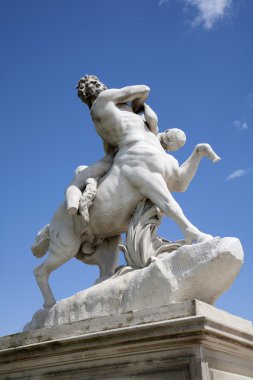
(88, 90), (179, 237)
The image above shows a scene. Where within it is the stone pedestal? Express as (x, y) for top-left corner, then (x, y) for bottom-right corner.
(1, 300), (253, 379)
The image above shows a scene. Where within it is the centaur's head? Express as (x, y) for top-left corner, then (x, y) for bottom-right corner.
(77, 75), (107, 109)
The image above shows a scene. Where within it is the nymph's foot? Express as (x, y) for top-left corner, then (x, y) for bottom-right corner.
(68, 206), (78, 216)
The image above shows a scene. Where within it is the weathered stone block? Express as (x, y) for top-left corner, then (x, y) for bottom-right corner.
(25, 237), (243, 331)
(1, 301), (252, 379)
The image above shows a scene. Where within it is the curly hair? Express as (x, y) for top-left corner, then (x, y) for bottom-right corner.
(77, 75), (107, 108)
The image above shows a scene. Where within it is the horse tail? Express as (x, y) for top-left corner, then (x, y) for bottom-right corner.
(31, 224), (50, 258)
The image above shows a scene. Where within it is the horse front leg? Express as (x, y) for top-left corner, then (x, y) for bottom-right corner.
(175, 143), (221, 192)
(126, 167), (212, 244)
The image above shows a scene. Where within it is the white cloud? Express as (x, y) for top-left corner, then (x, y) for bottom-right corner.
(233, 120), (249, 130)
(159, 0), (170, 6)
(185, 0), (232, 29)
(226, 169), (247, 181)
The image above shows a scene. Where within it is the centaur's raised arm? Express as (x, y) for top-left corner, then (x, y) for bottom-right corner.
(101, 85), (150, 113)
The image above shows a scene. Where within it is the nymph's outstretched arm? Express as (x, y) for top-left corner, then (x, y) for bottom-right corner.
(143, 103), (159, 135)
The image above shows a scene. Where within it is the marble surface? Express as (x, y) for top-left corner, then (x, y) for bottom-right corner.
(1, 300), (252, 379)
(25, 237), (243, 331)
(32, 75), (223, 310)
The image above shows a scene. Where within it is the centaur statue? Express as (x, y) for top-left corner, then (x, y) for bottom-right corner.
(32, 75), (220, 308)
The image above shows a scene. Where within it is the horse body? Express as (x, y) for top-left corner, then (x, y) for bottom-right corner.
(33, 139), (220, 308)
(89, 138), (179, 236)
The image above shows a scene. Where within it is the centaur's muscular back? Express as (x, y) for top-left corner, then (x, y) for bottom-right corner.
(90, 86), (162, 151)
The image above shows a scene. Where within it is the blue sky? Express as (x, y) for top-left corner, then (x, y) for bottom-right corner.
(0, 0), (252, 336)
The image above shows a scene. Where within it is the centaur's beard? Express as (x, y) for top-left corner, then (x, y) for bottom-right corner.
(78, 87), (105, 108)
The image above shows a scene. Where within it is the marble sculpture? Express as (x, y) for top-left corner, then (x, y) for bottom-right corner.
(30, 75), (243, 327)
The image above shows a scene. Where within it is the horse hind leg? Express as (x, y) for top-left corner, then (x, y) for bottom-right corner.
(34, 255), (56, 309)
(34, 246), (78, 308)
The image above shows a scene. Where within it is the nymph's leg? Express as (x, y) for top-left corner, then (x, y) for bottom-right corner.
(66, 185), (82, 215)
(66, 154), (114, 215)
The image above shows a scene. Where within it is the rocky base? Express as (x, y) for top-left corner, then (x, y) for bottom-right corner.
(24, 237), (243, 331)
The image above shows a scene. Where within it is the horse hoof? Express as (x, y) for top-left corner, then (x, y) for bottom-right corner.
(185, 231), (214, 245)
(210, 153), (221, 163)
(195, 234), (214, 244)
